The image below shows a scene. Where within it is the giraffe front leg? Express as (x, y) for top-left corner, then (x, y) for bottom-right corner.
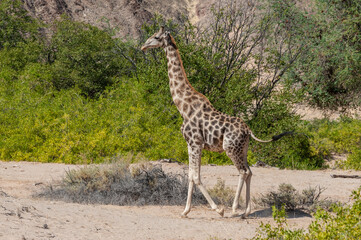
(197, 184), (224, 217)
(181, 177), (194, 218)
(185, 143), (224, 217)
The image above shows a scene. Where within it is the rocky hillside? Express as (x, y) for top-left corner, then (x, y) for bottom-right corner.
(22, 0), (217, 38)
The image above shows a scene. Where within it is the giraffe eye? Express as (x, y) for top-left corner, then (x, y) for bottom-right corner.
(154, 36), (159, 40)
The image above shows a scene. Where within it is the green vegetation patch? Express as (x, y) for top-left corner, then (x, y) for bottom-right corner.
(254, 187), (361, 239)
(0, 0), (360, 170)
(303, 118), (361, 169)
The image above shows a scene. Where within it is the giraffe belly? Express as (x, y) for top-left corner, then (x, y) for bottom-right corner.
(204, 138), (224, 153)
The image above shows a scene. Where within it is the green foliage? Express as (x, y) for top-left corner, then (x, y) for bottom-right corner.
(344, 149), (361, 170)
(302, 118), (361, 169)
(272, 0), (361, 109)
(49, 17), (125, 98)
(0, 0), (45, 78)
(306, 188), (361, 239)
(0, 41), (44, 72)
(0, 0), (40, 49)
(249, 100), (324, 169)
(254, 206), (306, 239)
(0, 78), (188, 163)
(254, 187), (361, 239)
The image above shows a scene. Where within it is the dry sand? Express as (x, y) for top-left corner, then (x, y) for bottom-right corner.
(1, 160), (360, 240)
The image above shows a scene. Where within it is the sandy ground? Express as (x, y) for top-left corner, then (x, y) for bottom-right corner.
(1, 161), (360, 240)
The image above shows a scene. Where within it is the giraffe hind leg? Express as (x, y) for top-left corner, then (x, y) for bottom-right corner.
(226, 143), (252, 218)
(242, 165), (252, 218)
(231, 170), (246, 217)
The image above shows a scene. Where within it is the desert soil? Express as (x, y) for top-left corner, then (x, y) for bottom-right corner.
(1, 160), (360, 240)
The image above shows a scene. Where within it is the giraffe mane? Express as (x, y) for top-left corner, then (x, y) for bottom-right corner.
(168, 35), (178, 50)
(169, 34), (211, 104)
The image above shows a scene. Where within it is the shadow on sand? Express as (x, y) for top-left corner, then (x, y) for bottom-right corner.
(248, 208), (312, 219)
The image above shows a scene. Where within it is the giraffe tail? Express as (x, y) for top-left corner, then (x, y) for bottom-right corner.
(250, 131), (294, 143)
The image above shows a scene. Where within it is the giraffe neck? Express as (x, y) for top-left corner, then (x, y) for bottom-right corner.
(164, 44), (200, 119)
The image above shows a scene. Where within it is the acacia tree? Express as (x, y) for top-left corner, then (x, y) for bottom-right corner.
(177, 0), (307, 122)
(274, 0), (361, 110)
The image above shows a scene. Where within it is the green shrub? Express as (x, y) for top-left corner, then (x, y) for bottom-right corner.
(49, 17), (126, 98)
(254, 187), (361, 239)
(254, 206), (305, 239)
(274, 0), (361, 109)
(306, 118), (361, 153)
(249, 102), (324, 170)
(302, 118), (361, 170)
(343, 149), (361, 170)
(0, 0), (40, 49)
(0, 77), (188, 163)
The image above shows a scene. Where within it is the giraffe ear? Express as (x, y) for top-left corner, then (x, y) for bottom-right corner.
(164, 31), (171, 42)
(155, 26), (165, 38)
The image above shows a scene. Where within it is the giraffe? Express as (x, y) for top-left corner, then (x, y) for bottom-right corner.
(141, 27), (290, 218)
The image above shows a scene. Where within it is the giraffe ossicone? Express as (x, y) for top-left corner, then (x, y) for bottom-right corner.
(141, 27), (289, 218)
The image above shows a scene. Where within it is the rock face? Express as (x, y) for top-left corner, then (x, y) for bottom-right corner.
(22, 0), (192, 38)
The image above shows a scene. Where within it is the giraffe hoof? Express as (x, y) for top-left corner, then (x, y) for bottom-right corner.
(240, 213), (248, 219)
(230, 212), (239, 218)
(216, 207), (224, 217)
(181, 213), (188, 218)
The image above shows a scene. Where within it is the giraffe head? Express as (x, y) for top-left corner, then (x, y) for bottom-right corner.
(141, 26), (176, 52)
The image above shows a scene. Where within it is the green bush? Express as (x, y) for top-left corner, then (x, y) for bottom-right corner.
(0, 76), (189, 163)
(343, 149), (361, 170)
(49, 17), (126, 98)
(270, 0), (361, 109)
(254, 187), (361, 239)
(254, 206), (305, 239)
(0, 0), (40, 49)
(302, 118), (361, 169)
(249, 100), (324, 169)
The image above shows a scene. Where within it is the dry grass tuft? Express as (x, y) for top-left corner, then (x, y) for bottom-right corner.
(208, 178), (241, 207)
(254, 183), (336, 212)
(36, 162), (207, 206)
